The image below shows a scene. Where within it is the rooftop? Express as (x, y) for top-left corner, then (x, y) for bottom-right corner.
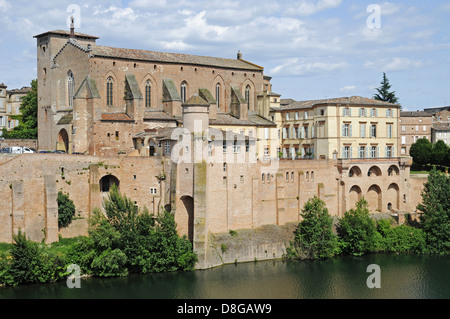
(280, 96), (399, 111)
(400, 111), (432, 117)
(90, 44), (263, 71)
(33, 29), (99, 39)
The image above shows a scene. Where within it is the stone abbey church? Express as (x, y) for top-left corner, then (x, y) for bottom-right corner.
(0, 24), (427, 269)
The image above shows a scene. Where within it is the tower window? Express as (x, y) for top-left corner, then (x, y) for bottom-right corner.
(68, 71), (74, 108)
(145, 80), (151, 108)
(106, 77), (114, 106)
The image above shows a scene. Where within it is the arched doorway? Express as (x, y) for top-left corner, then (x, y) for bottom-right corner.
(367, 184), (382, 212)
(349, 166), (362, 177)
(57, 129), (69, 153)
(181, 196), (194, 242)
(386, 183), (400, 210)
(349, 185), (362, 209)
(367, 166), (382, 177)
(99, 175), (120, 192)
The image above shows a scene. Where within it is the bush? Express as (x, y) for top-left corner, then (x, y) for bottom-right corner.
(57, 191), (76, 229)
(336, 198), (378, 256)
(0, 230), (66, 286)
(376, 218), (426, 254)
(285, 197), (337, 260)
(65, 185), (197, 278)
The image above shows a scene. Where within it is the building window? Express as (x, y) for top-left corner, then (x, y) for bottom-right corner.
(371, 108), (377, 117)
(145, 80), (151, 108)
(264, 127), (270, 140)
(233, 140), (241, 153)
(387, 124), (393, 138)
(370, 146), (378, 158)
(370, 125), (377, 138)
(295, 112), (299, 120)
(264, 147), (269, 156)
(285, 113), (290, 121)
(360, 123), (366, 138)
(386, 146), (393, 158)
(245, 85), (251, 110)
(402, 125), (405, 132)
(359, 108), (365, 117)
(150, 188), (157, 194)
(216, 83), (220, 109)
(223, 163), (227, 172)
(106, 77), (113, 106)
(223, 139), (227, 153)
(180, 82), (187, 103)
(386, 109), (392, 117)
(164, 141), (171, 155)
(359, 146), (366, 158)
(343, 124), (351, 137)
(343, 107), (350, 116)
(68, 71), (75, 108)
(343, 146), (351, 159)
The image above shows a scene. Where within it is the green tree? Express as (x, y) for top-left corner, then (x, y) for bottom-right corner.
(418, 168), (450, 254)
(57, 191), (76, 229)
(2, 79), (38, 139)
(431, 140), (449, 167)
(373, 73), (399, 105)
(336, 198), (378, 256)
(285, 197), (337, 260)
(376, 218), (426, 254)
(410, 137), (433, 170)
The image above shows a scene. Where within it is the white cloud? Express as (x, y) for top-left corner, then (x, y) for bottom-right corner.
(285, 0), (342, 16)
(0, 0), (10, 11)
(340, 85), (356, 92)
(270, 57), (348, 76)
(363, 57), (425, 72)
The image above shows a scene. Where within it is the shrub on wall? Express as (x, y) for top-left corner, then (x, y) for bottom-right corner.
(57, 191), (76, 229)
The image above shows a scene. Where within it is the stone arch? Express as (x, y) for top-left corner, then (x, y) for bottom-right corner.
(57, 128), (69, 153)
(386, 183), (400, 211)
(387, 165), (400, 176)
(367, 165), (382, 177)
(181, 195), (194, 242)
(349, 166), (362, 177)
(99, 175), (120, 193)
(367, 184), (382, 211)
(349, 185), (362, 209)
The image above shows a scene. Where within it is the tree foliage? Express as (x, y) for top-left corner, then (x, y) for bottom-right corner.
(410, 137), (433, 170)
(286, 197), (337, 260)
(57, 191), (76, 229)
(373, 72), (399, 105)
(418, 168), (450, 254)
(336, 198), (379, 256)
(2, 79), (38, 139)
(65, 184), (197, 277)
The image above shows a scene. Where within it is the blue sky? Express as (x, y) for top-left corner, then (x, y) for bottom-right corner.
(1, 0), (450, 110)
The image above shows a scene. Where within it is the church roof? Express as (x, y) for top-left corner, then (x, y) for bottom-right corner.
(90, 45), (264, 71)
(33, 30), (99, 39)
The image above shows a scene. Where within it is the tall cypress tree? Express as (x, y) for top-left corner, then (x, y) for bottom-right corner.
(373, 73), (399, 105)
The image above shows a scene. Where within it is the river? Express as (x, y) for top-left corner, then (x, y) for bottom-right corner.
(1, 254), (449, 299)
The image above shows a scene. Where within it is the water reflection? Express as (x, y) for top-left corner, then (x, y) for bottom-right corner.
(1, 255), (449, 299)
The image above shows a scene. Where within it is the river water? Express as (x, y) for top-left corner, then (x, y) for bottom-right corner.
(1, 254), (449, 299)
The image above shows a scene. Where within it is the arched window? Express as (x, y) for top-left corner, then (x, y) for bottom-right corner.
(180, 81), (187, 103)
(245, 85), (251, 110)
(106, 77), (114, 106)
(68, 71), (74, 108)
(216, 83), (221, 109)
(145, 80), (151, 108)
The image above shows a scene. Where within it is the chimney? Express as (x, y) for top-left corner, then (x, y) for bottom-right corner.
(70, 16), (75, 38)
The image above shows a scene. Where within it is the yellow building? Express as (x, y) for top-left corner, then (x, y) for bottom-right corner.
(274, 96), (400, 160)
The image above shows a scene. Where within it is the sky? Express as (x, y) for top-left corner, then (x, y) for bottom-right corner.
(1, 0), (450, 111)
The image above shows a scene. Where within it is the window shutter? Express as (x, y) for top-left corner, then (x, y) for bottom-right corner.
(342, 124), (345, 136)
(377, 146), (379, 158)
(349, 108), (352, 117)
(392, 146), (395, 157)
(350, 146), (353, 159)
(349, 124), (352, 137)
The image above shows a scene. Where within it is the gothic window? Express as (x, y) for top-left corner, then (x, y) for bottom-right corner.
(106, 77), (114, 106)
(181, 81), (187, 103)
(68, 71), (74, 108)
(245, 85), (250, 110)
(216, 83), (220, 109)
(145, 80), (151, 108)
